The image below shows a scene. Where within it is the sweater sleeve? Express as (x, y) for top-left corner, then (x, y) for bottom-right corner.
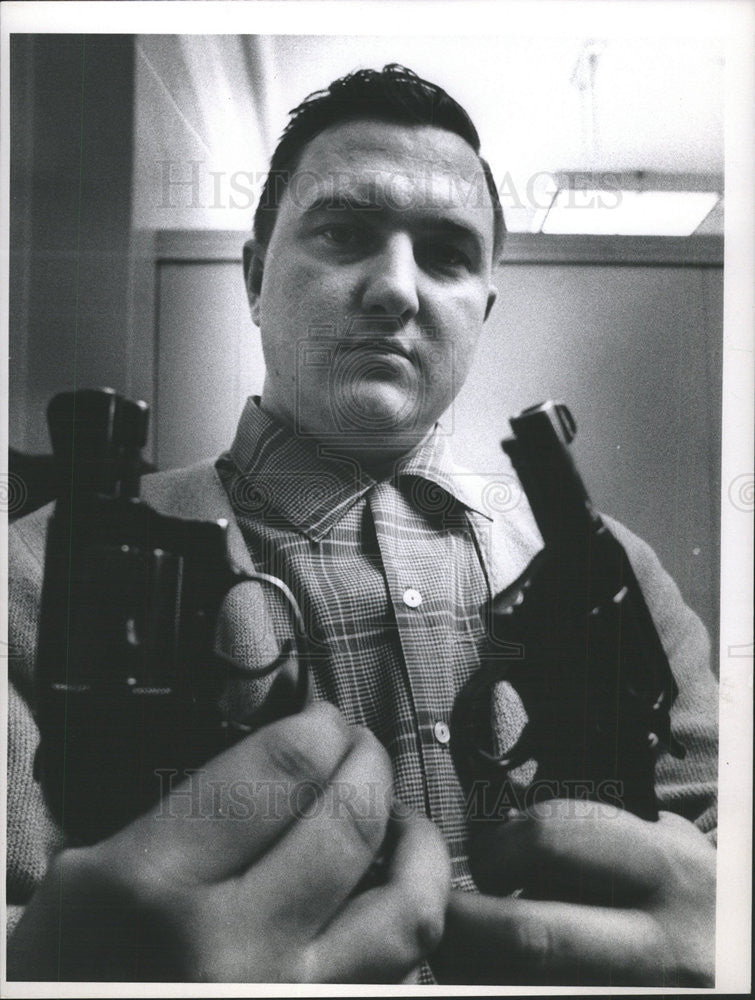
(606, 517), (719, 842)
(6, 507), (64, 938)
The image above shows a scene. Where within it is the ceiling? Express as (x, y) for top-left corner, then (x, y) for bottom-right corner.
(134, 32), (725, 233)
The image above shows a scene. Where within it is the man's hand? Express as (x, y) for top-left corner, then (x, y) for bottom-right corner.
(432, 799), (715, 987)
(8, 702), (449, 983)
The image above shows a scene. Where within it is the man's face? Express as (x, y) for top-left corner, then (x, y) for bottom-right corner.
(245, 119), (498, 459)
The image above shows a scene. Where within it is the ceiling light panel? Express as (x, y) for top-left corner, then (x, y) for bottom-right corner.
(540, 189), (720, 236)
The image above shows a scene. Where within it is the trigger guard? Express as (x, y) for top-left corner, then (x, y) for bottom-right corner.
(230, 569), (307, 638)
(212, 638), (295, 680)
(210, 569), (312, 727)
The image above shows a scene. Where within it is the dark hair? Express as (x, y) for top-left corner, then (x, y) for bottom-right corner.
(252, 64), (505, 263)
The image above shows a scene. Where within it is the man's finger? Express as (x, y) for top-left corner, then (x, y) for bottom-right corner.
(106, 701), (355, 885)
(470, 799), (663, 903)
(303, 811), (450, 982)
(435, 889), (673, 986)
(238, 723), (395, 938)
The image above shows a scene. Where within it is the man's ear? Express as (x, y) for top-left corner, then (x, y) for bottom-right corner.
(243, 239), (265, 326)
(484, 284), (498, 322)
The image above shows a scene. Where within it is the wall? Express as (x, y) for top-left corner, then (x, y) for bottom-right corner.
(9, 34), (135, 454)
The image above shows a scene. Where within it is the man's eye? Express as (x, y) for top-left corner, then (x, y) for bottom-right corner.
(425, 244), (471, 272)
(318, 225), (361, 248)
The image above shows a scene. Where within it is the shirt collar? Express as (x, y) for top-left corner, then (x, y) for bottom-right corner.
(392, 429), (492, 522)
(225, 397), (491, 540)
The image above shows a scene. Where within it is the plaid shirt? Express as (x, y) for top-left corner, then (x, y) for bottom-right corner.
(215, 397), (536, 896)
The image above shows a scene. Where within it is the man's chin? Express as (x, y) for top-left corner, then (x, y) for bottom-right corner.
(326, 381), (427, 439)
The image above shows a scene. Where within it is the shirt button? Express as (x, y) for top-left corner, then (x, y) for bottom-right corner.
(402, 588), (422, 608)
(434, 721), (451, 745)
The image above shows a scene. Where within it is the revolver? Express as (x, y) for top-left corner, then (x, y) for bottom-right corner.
(450, 401), (685, 823)
(34, 388), (310, 845)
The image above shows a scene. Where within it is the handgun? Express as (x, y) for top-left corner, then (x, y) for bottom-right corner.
(450, 401), (685, 824)
(34, 388), (311, 845)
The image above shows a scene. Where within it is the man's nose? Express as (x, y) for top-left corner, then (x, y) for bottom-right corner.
(358, 234), (420, 322)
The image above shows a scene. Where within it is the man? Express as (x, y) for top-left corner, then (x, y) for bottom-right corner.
(7, 65), (718, 985)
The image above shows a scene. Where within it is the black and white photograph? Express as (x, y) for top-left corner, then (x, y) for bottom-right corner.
(2, 0), (752, 992)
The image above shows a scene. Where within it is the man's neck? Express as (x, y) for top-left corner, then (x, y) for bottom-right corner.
(258, 397), (436, 479)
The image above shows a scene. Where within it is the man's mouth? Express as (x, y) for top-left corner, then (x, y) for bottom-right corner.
(336, 339), (413, 362)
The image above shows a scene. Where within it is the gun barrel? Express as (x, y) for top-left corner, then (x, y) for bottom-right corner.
(503, 401), (600, 551)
